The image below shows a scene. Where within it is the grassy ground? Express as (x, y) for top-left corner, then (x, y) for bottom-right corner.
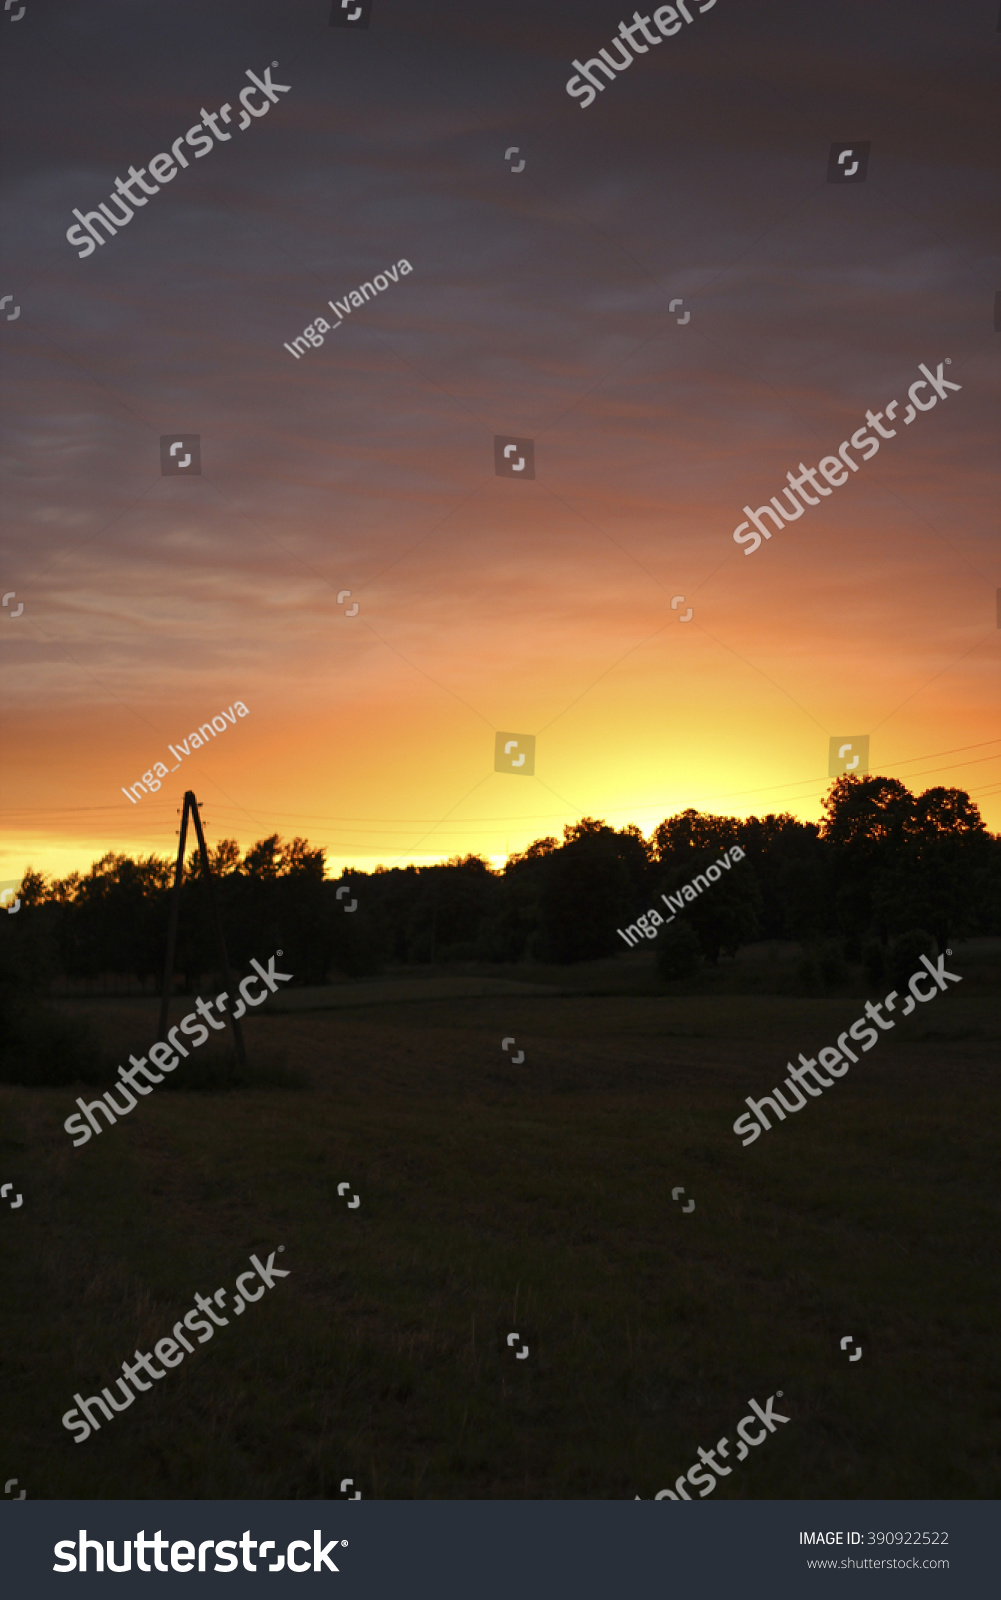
(1, 941), (999, 1500)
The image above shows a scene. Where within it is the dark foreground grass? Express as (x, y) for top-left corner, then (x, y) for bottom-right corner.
(1, 945), (999, 1500)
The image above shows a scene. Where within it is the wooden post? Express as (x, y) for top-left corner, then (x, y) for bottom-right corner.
(188, 795), (247, 1070)
(157, 793), (191, 1043)
(158, 790), (247, 1070)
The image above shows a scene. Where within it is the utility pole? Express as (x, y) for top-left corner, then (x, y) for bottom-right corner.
(158, 790), (247, 1069)
(429, 873), (438, 967)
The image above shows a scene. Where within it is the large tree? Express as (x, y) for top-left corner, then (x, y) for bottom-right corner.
(533, 818), (652, 963)
(658, 847), (762, 964)
(821, 776), (997, 948)
(872, 786), (995, 948)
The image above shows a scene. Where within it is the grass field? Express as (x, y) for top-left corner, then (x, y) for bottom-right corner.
(2, 941), (999, 1500)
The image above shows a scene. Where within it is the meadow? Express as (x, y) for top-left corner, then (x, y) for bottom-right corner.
(2, 941), (998, 1500)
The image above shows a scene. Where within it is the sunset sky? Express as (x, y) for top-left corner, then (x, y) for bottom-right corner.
(2, 0), (998, 887)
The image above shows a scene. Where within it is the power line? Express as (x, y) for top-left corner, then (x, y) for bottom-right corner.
(4, 738), (998, 850)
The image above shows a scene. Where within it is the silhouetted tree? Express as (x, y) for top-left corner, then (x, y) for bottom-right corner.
(651, 807), (738, 864)
(734, 813), (826, 940)
(18, 782), (999, 988)
(658, 846), (762, 964)
(822, 776), (996, 950)
(872, 787), (994, 948)
(534, 819), (652, 962)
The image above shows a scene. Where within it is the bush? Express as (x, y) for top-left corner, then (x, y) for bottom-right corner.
(159, 1046), (308, 1092)
(861, 938), (886, 987)
(796, 939), (849, 992)
(888, 928), (938, 993)
(0, 905), (106, 1085)
(654, 920), (704, 982)
(329, 914), (384, 979)
(795, 954), (821, 994)
(818, 940), (850, 987)
(0, 1003), (105, 1087)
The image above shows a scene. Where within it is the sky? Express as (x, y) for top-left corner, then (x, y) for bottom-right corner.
(2, 0), (998, 886)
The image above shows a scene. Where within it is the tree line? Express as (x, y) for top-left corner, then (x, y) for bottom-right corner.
(6, 776), (1000, 996)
